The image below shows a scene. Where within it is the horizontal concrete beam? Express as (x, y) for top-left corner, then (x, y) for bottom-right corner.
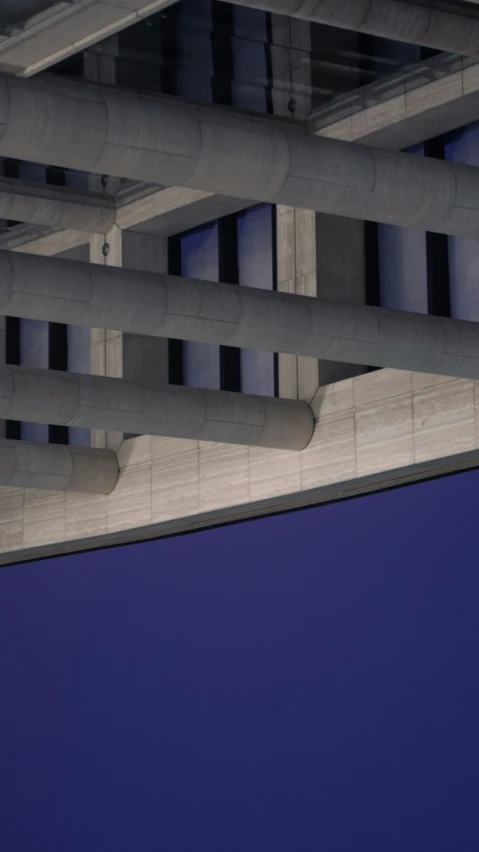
(3, 250), (479, 381)
(0, 365), (314, 451)
(0, 439), (118, 493)
(224, 0), (479, 56)
(0, 176), (116, 232)
(0, 1), (178, 78)
(0, 180), (250, 247)
(3, 75), (479, 238)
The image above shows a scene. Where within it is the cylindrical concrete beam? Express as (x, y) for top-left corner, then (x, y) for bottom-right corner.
(222, 0), (479, 56)
(0, 365), (313, 452)
(0, 439), (118, 494)
(0, 177), (116, 233)
(2, 75), (479, 239)
(2, 250), (479, 381)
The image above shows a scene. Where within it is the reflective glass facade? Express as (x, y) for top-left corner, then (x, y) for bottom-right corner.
(55, 0), (430, 118)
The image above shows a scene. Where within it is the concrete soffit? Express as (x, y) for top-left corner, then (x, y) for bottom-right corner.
(0, 1), (179, 77)
(309, 51), (479, 150)
(0, 184), (253, 255)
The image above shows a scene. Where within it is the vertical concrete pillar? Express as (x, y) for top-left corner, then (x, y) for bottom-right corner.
(89, 225), (122, 450)
(84, 35), (167, 449)
(277, 206), (319, 401)
(315, 214), (368, 387)
(89, 228), (169, 450)
(121, 232), (170, 386)
(277, 208), (368, 400)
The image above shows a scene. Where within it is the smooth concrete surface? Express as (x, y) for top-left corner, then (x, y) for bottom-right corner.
(311, 54), (479, 153)
(4, 77), (479, 239)
(223, 0), (479, 55)
(89, 227), (170, 451)
(0, 364), (314, 451)
(5, 250), (479, 381)
(0, 176), (115, 233)
(277, 207), (367, 400)
(1, 368), (479, 564)
(277, 205), (322, 402)
(1, 188), (250, 259)
(5, 58), (479, 257)
(0, 439), (118, 493)
(0, 1), (178, 77)
(314, 214), (368, 387)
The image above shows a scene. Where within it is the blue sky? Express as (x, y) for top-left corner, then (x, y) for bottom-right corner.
(1, 470), (479, 852)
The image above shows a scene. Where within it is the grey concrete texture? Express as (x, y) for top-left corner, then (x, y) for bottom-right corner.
(0, 364), (314, 452)
(4, 249), (479, 382)
(0, 176), (115, 233)
(3, 75), (479, 239)
(0, 439), (118, 493)
(223, 0), (479, 55)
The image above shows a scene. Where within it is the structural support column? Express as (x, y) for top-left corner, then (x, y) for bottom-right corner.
(85, 42), (169, 451)
(0, 365), (314, 451)
(277, 206), (319, 402)
(315, 213), (368, 387)
(90, 228), (169, 451)
(0, 440), (118, 494)
(277, 208), (367, 401)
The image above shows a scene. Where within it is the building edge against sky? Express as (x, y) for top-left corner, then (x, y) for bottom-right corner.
(2, 0), (479, 564)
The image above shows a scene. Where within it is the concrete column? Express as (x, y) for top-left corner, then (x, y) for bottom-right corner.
(277, 206), (319, 402)
(277, 209), (367, 401)
(84, 41), (169, 450)
(0, 365), (314, 452)
(89, 228), (169, 451)
(0, 440), (118, 493)
(4, 75), (479, 240)
(222, 0), (479, 55)
(121, 231), (170, 386)
(315, 214), (368, 387)
(5, 250), (479, 380)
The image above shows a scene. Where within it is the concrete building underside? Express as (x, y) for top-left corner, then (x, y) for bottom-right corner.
(2, 0), (479, 564)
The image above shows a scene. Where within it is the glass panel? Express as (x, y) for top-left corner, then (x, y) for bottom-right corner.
(445, 122), (479, 321)
(68, 324), (91, 447)
(378, 144), (428, 314)
(20, 319), (49, 443)
(181, 223), (220, 390)
(231, 8), (268, 112)
(237, 205), (275, 397)
(378, 227), (428, 313)
(111, 0), (436, 115)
